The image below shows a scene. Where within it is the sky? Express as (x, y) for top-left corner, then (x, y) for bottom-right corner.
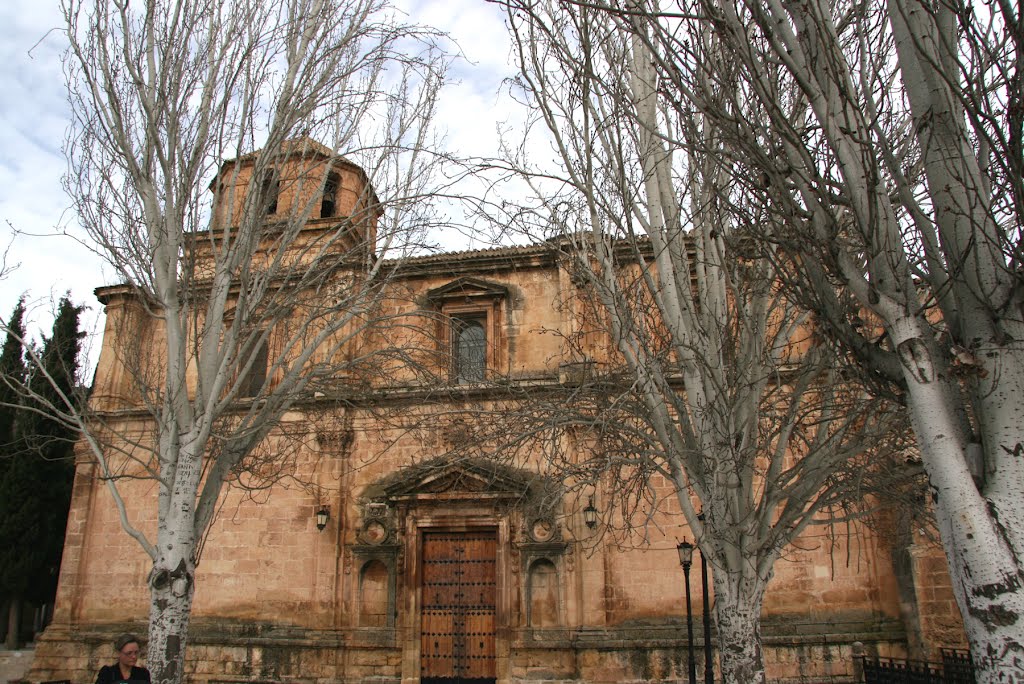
(0, 0), (521, 371)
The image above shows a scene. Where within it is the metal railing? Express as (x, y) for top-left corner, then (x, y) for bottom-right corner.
(940, 649), (975, 683)
(858, 649), (975, 684)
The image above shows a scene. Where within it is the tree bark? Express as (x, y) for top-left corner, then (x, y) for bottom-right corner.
(147, 573), (195, 684)
(895, 327), (1024, 679)
(712, 572), (768, 684)
(883, 3), (1024, 676)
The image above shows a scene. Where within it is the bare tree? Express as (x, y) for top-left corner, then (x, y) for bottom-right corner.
(574, 0), (1024, 679)
(0, 1), (451, 683)
(474, 2), (916, 680)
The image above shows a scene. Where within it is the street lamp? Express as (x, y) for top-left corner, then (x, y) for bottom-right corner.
(698, 513), (713, 684)
(677, 539), (697, 684)
(316, 506), (330, 531)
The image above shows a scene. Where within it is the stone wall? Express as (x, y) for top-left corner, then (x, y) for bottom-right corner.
(31, 615), (909, 684)
(909, 538), (969, 658)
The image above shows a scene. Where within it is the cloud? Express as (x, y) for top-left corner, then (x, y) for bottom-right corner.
(0, 1), (108, 355)
(0, 0), (523, 367)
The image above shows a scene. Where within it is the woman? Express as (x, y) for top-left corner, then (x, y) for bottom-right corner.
(95, 634), (151, 684)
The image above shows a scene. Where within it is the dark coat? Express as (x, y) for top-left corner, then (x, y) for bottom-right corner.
(95, 664), (151, 684)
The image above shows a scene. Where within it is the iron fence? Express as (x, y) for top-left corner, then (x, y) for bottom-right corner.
(858, 649), (975, 684)
(940, 649), (975, 683)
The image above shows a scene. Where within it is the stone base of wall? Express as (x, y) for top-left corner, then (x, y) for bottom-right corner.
(29, 615), (908, 684)
(510, 615), (907, 684)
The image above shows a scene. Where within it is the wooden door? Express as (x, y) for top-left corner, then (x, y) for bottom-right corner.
(421, 531), (497, 684)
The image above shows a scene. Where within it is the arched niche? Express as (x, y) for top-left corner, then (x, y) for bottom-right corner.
(527, 558), (560, 628)
(359, 559), (391, 628)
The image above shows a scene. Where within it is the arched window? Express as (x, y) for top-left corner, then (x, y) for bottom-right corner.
(260, 169), (279, 215)
(240, 336), (268, 398)
(321, 172), (339, 218)
(453, 318), (486, 383)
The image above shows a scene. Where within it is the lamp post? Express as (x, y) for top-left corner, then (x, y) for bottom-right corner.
(697, 513), (713, 684)
(701, 548), (713, 684)
(677, 539), (697, 684)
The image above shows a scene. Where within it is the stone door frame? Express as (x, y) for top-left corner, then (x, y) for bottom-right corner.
(399, 507), (512, 684)
(365, 457), (561, 684)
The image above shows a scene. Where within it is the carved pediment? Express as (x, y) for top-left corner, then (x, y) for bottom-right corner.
(368, 457), (555, 506)
(418, 470), (490, 494)
(426, 277), (508, 304)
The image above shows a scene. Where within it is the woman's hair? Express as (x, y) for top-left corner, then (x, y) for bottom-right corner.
(114, 634), (140, 652)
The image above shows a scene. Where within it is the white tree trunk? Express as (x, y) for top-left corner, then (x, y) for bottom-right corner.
(146, 566), (195, 684)
(891, 318), (1024, 679)
(146, 434), (201, 684)
(495, 5), (915, 683)
(55, 1), (450, 682)
(975, 348), (1024, 558)
(712, 571), (768, 684)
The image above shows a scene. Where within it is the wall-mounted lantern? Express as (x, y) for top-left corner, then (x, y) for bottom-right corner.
(316, 506), (330, 531)
(583, 496), (598, 529)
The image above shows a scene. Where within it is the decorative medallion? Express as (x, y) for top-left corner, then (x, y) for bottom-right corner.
(530, 517), (556, 543)
(360, 519), (389, 545)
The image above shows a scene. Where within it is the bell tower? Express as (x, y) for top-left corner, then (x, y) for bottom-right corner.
(209, 136), (381, 256)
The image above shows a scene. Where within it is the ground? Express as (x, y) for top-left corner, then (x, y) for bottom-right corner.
(0, 648), (33, 683)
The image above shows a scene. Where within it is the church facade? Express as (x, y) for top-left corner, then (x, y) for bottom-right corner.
(30, 145), (965, 684)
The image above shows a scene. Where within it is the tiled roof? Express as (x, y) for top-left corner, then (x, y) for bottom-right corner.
(396, 242), (551, 266)
(223, 135), (357, 166)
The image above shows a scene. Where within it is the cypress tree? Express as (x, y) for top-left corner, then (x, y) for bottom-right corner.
(0, 298), (28, 647)
(0, 297), (83, 646)
(0, 298), (27, 451)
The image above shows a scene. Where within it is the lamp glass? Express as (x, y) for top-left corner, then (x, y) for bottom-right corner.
(677, 539), (694, 566)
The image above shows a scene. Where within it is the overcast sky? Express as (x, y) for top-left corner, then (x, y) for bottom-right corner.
(0, 0), (520, 370)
